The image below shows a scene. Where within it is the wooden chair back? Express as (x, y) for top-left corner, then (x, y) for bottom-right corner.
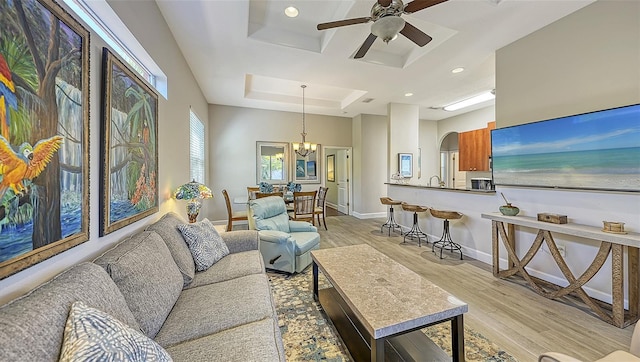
(222, 189), (248, 231)
(255, 191), (283, 199)
(291, 191), (317, 224)
(247, 186), (259, 200)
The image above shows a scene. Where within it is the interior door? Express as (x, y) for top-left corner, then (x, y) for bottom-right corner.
(450, 151), (466, 189)
(336, 150), (349, 214)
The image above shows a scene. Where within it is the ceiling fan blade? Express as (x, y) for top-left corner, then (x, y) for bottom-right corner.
(354, 33), (377, 59)
(378, 0), (392, 6)
(317, 17), (371, 31)
(404, 0), (448, 14)
(400, 22), (432, 47)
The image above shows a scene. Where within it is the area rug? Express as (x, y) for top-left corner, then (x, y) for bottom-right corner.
(268, 270), (517, 362)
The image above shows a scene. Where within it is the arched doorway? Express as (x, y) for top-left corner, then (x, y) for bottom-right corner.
(439, 132), (465, 189)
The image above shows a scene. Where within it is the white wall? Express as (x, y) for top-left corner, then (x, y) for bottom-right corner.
(0, 1), (208, 304)
(418, 120), (440, 184)
(493, 0), (639, 302)
(207, 105), (351, 223)
(352, 114), (388, 218)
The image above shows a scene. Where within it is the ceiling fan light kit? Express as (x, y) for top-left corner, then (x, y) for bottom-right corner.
(316, 0), (448, 59)
(371, 16), (405, 43)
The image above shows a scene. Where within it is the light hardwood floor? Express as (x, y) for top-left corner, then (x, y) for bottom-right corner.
(316, 214), (635, 362)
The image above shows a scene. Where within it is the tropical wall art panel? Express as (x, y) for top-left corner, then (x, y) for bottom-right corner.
(492, 103), (640, 192)
(100, 48), (158, 235)
(0, 0), (90, 279)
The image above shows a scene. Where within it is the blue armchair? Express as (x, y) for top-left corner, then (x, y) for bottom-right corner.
(248, 196), (320, 274)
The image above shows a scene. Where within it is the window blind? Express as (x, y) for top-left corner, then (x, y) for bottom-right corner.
(189, 110), (205, 183)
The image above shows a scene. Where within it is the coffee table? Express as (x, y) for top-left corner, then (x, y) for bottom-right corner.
(311, 244), (468, 361)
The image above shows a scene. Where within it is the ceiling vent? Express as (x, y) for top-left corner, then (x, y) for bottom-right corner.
(362, 98), (375, 103)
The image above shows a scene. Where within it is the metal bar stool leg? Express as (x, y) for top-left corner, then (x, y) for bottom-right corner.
(381, 204), (401, 236)
(403, 211), (429, 247)
(432, 219), (463, 260)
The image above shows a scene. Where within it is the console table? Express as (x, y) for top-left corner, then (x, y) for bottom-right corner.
(482, 212), (640, 328)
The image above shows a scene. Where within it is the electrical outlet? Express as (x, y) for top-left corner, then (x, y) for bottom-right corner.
(557, 245), (566, 257)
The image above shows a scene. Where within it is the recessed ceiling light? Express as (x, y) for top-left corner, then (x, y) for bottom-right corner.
(404, 92), (413, 97)
(451, 67), (465, 74)
(284, 6), (299, 18)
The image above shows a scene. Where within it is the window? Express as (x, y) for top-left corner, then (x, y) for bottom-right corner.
(62, 0), (168, 98)
(190, 110), (205, 183)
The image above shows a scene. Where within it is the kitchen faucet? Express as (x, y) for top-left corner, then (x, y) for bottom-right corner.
(429, 175), (441, 187)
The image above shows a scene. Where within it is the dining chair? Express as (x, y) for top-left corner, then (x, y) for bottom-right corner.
(289, 191), (317, 225)
(255, 191), (284, 199)
(247, 186), (259, 200)
(314, 187), (329, 230)
(222, 189), (248, 231)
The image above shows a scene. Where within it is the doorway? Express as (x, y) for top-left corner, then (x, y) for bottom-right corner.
(322, 146), (352, 216)
(440, 132), (465, 188)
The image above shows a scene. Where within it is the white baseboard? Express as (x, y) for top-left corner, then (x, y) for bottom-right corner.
(352, 211), (386, 219)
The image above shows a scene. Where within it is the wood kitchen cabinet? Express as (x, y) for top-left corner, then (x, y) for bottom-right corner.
(459, 122), (495, 171)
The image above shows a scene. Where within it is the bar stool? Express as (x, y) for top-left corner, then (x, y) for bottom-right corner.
(401, 202), (429, 246)
(380, 197), (402, 236)
(430, 209), (464, 260)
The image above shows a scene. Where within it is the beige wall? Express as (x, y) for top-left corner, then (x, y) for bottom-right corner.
(0, 0), (208, 304)
(496, 0), (640, 128)
(207, 105), (351, 223)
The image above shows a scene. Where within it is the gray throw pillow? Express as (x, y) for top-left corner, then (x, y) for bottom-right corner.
(178, 219), (230, 271)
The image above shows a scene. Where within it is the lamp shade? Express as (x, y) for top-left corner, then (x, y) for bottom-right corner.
(173, 180), (213, 201)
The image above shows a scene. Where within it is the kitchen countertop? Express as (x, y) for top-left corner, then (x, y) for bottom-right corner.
(385, 182), (496, 194)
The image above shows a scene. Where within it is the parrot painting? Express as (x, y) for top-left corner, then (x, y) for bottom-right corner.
(0, 134), (64, 200)
(0, 53), (18, 140)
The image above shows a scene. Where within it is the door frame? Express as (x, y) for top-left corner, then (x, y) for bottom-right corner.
(322, 145), (352, 216)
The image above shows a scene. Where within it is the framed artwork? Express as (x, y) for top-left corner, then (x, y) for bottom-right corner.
(398, 153), (413, 178)
(492, 103), (640, 192)
(0, 0), (90, 279)
(292, 145), (321, 184)
(100, 48), (158, 235)
(327, 154), (335, 182)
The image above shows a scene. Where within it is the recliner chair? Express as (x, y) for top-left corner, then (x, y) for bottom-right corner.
(248, 196), (320, 274)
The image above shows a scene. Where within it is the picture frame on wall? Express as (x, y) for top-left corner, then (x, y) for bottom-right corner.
(100, 47), (159, 236)
(0, 0), (90, 279)
(327, 154), (335, 182)
(398, 153), (413, 178)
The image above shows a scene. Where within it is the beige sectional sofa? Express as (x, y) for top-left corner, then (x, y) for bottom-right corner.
(0, 212), (285, 361)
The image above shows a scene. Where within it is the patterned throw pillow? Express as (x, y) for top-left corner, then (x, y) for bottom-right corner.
(259, 181), (274, 193)
(59, 301), (172, 362)
(177, 219), (230, 271)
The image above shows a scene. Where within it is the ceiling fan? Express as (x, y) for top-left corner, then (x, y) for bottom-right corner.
(317, 0), (448, 59)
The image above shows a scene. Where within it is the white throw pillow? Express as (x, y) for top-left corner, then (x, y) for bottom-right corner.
(59, 301), (172, 362)
(177, 218), (230, 271)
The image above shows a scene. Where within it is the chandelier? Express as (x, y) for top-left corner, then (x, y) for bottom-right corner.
(292, 84), (317, 157)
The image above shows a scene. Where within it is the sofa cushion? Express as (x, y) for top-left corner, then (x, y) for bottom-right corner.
(185, 250), (265, 289)
(177, 219), (229, 271)
(146, 212), (195, 287)
(164, 318), (285, 362)
(94, 230), (183, 339)
(59, 301), (172, 362)
(0, 263), (139, 362)
(292, 231), (321, 256)
(154, 274), (275, 348)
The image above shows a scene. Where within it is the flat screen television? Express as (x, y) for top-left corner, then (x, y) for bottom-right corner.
(491, 103), (640, 192)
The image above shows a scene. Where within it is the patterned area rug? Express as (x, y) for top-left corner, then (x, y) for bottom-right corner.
(268, 270), (518, 362)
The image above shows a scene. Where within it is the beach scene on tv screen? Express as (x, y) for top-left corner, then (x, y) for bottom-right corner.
(491, 104), (640, 192)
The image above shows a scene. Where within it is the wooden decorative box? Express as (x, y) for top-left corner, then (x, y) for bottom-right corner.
(537, 213), (568, 224)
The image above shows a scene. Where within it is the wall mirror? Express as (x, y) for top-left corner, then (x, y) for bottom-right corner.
(292, 144), (321, 184)
(256, 142), (288, 184)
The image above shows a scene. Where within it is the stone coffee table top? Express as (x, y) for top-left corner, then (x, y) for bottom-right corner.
(311, 244), (468, 339)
